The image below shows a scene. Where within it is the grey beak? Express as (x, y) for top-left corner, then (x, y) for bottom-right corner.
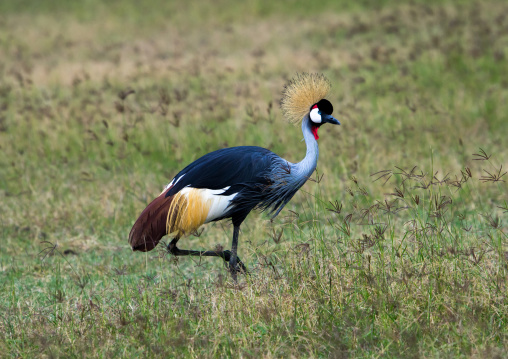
(323, 113), (340, 125)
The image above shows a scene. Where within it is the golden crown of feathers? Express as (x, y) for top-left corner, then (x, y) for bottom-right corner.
(281, 73), (331, 124)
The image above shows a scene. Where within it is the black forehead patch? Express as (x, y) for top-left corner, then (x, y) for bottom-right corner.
(316, 99), (333, 115)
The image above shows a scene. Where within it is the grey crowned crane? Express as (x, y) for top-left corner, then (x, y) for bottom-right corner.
(129, 73), (340, 281)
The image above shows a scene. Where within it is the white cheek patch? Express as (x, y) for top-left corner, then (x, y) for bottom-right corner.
(310, 108), (322, 123)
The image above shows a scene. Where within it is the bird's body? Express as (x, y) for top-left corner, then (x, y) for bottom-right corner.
(129, 73), (340, 280)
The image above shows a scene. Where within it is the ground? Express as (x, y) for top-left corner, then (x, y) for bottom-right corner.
(0, 0), (507, 357)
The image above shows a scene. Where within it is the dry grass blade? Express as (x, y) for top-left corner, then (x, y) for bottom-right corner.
(308, 172), (324, 183)
(432, 172), (450, 185)
(327, 200), (342, 214)
(434, 195), (452, 211)
(480, 165), (507, 183)
(271, 228), (283, 244)
(481, 213), (502, 229)
(473, 148), (491, 161)
(462, 167), (473, 179)
(370, 169), (392, 185)
(359, 204), (379, 224)
(118, 88), (135, 100)
(497, 201), (508, 214)
(394, 166), (423, 183)
(372, 224), (387, 240)
(386, 187), (404, 198)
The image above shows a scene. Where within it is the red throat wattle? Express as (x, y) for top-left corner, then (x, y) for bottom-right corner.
(311, 125), (319, 140)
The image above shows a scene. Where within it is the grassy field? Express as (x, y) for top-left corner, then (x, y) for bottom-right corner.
(1, 0), (508, 357)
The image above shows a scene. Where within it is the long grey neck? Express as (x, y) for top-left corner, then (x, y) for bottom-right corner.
(268, 114), (320, 218)
(292, 114), (319, 180)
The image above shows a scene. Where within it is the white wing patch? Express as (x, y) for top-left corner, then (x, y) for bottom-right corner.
(204, 191), (237, 223)
(161, 174), (186, 194)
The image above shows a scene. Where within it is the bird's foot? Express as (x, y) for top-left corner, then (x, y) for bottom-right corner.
(222, 250), (248, 274)
(166, 242), (178, 255)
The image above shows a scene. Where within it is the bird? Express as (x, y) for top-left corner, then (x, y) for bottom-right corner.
(128, 73), (340, 281)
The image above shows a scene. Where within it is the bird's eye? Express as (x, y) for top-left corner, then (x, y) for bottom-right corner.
(310, 107), (322, 124)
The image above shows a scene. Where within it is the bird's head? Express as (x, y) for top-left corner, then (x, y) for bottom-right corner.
(281, 73), (340, 140)
(308, 99), (340, 140)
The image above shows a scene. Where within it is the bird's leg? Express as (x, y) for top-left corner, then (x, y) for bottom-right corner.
(229, 225), (240, 282)
(166, 236), (247, 275)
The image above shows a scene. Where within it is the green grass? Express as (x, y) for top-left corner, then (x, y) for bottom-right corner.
(1, 0), (507, 357)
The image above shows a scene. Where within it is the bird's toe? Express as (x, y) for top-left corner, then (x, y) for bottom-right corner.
(222, 250), (247, 273)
